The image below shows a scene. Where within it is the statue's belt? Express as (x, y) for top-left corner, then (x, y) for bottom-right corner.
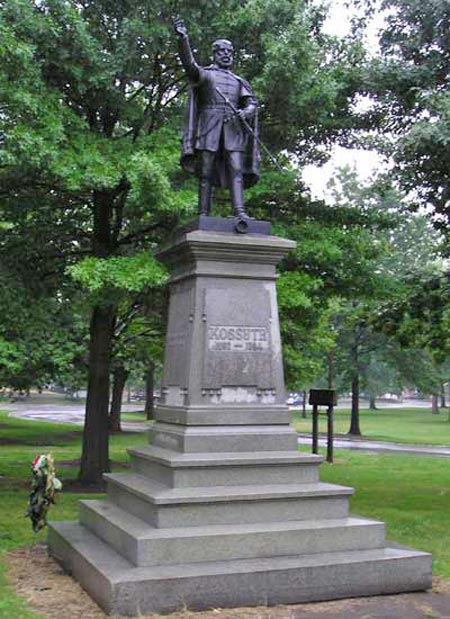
(199, 104), (237, 109)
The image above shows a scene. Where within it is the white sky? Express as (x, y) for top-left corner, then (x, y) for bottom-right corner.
(302, 1), (387, 201)
(302, 148), (385, 200)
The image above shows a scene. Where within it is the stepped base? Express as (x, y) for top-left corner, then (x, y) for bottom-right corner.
(49, 521), (432, 617)
(47, 228), (433, 614)
(78, 500), (386, 566)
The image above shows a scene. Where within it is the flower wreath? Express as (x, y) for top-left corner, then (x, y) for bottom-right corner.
(26, 454), (62, 532)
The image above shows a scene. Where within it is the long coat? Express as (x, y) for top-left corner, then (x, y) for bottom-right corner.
(180, 66), (260, 189)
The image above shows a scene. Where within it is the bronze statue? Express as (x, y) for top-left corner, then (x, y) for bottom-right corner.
(173, 18), (260, 218)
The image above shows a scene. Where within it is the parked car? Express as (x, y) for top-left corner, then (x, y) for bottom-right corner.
(286, 392), (303, 406)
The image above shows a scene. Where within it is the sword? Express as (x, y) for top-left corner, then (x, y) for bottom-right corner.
(214, 86), (285, 173)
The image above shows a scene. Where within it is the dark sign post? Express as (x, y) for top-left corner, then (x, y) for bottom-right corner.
(308, 389), (337, 463)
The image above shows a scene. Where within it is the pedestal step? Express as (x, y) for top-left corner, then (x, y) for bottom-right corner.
(149, 423), (299, 453)
(80, 499), (386, 567)
(154, 403), (291, 426)
(105, 472), (354, 528)
(128, 445), (322, 487)
(49, 520), (432, 617)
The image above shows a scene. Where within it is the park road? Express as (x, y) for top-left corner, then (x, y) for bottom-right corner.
(4, 392), (450, 458)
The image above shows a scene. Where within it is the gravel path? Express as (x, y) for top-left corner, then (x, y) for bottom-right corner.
(7, 545), (450, 619)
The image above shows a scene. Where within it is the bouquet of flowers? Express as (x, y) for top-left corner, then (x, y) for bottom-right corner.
(26, 454), (62, 532)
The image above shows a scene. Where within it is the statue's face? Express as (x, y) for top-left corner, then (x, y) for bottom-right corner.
(213, 42), (234, 69)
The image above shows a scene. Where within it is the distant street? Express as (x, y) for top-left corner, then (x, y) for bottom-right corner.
(291, 397), (433, 410)
(297, 434), (450, 458)
(5, 392), (145, 431)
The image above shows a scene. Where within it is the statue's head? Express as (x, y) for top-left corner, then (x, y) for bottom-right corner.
(212, 39), (234, 69)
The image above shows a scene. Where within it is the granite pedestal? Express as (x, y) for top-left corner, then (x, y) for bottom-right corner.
(49, 219), (432, 616)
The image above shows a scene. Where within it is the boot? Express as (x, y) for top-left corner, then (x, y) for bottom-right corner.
(198, 178), (212, 216)
(234, 205), (250, 219)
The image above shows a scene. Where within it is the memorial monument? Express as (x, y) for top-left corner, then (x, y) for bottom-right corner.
(48, 20), (432, 616)
(173, 17), (259, 220)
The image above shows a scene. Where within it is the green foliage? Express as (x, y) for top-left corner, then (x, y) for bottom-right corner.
(0, 0), (377, 480)
(0, 266), (88, 391)
(363, 0), (450, 240)
(260, 166), (400, 389)
(319, 167), (448, 407)
(68, 252), (168, 294)
(278, 270), (334, 387)
(0, 339), (24, 378)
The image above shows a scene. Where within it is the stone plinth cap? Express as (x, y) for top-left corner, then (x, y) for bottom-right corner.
(157, 229), (296, 269)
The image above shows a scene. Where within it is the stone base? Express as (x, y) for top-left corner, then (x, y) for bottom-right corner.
(49, 520), (431, 617)
(48, 442), (432, 616)
(48, 226), (432, 615)
(180, 215), (271, 236)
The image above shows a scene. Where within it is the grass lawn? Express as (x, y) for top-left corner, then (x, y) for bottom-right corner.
(1, 409), (449, 617)
(0, 409), (143, 619)
(121, 410), (147, 422)
(316, 448), (450, 578)
(292, 406), (450, 445)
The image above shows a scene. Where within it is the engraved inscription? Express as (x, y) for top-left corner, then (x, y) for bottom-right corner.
(208, 326), (269, 352)
(203, 284), (274, 389)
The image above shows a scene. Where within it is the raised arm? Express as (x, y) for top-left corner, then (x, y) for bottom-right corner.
(173, 17), (200, 83)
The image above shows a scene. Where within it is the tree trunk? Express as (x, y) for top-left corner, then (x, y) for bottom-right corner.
(109, 365), (128, 433)
(440, 384), (446, 408)
(327, 350), (334, 389)
(348, 372), (362, 435)
(431, 393), (440, 415)
(301, 390), (307, 419)
(145, 361), (155, 421)
(369, 395), (377, 410)
(79, 304), (115, 485)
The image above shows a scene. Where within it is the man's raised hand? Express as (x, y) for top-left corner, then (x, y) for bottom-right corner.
(173, 16), (188, 38)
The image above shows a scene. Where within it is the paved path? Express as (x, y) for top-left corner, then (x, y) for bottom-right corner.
(5, 396), (146, 432)
(297, 434), (450, 458)
(4, 395), (450, 457)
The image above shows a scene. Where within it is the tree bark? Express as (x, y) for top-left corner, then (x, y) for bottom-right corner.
(440, 384), (446, 408)
(79, 188), (117, 486)
(431, 393), (440, 415)
(79, 304), (115, 485)
(145, 361), (155, 421)
(327, 350), (334, 389)
(301, 390), (307, 419)
(109, 365), (128, 432)
(348, 372), (362, 435)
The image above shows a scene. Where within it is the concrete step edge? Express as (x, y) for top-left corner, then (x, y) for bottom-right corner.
(150, 423), (298, 435)
(49, 520), (431, 583)
(104, 472), (354, 505)
(128, 445), (322, 467)
(80, 499), (383, 540)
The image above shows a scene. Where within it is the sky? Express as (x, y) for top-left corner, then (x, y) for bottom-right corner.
(301, 1), (387, 201)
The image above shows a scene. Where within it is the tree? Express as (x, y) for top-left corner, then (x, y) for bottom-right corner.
(362, 0), (450, 245)
(1, 0), (367, 483)
(0, 241), (88, 393)
(251, 165), (397, 394)
(108, 289), (166, 431)
(320, 166), (447, 433)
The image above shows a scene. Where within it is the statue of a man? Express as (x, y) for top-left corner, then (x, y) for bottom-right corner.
(173, 18), (260, 218)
